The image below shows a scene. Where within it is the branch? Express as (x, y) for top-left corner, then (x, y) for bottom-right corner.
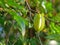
(25, 1), (37, 13)
(25, 1), (34, 22)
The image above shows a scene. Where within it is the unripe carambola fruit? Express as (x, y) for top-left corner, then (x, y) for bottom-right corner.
(34, 13), (45, 32)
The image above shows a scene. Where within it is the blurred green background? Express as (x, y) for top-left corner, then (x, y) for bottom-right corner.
(0, 0), (60, 45)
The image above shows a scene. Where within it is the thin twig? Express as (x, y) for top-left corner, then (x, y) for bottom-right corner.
(36, 32), (43, 45)
(25, 1), (37, 13)
(12, 40), (17, 45)
(25, 1), (34, 22)
(29, 10), (33, 22)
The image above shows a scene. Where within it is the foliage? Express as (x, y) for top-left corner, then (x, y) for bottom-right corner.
(0, 0), (60, 45)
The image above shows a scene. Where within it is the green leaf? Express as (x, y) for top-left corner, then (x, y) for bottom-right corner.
(30, 37), (38, 45)
(0, 0), (6, 8)
(5, 9), (28, 36)
(6, 0), (24, 10)
(45, 1), (53, 12)
(0, 16), (4, 25)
